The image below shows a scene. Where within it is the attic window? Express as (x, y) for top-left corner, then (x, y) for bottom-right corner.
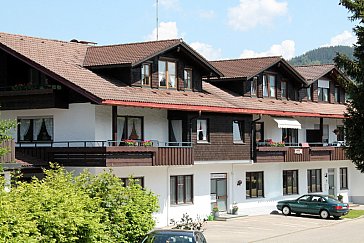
(251, 77), (257, 97)
(158, 60), (176, 89)
(318, 79), (330, 102)
(141, 63), (151, 86)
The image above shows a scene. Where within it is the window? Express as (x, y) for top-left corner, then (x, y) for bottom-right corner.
(255, 122), (264, 142)
(170, 175), (193, 205)
(281, 81), (287, 99)
(18, 117), (53, 142)
(282, 128), (298, 146)
(283, 170), (298, 195)
(233, 121), (245, 143)
(120, 177), (144, 187)
(246, 171), (264, 198)
(141, 63), (151, 86)
(158, 60), (176, 89)
(197, 119), (208, 142)
(116, 116), (143, 144)
(184, 69), (192, 89)
(263, 74), (276, 97)
(318, 80), (330, 102)
(335, 86), (340, 103)
(307, 169), (322, 193)
(307, 85), (312, 101)
(251, 77), (257, 96)
(340, 168), (348, 189)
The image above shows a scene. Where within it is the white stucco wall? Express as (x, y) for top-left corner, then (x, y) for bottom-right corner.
(1, 103), (97, 142)
(117, 106), (169, 143)
(66, 159), (360, 227)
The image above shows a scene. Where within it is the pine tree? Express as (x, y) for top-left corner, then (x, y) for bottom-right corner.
(335, 0), (364, 172)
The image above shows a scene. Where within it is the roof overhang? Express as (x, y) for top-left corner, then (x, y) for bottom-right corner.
(101, 100), (345, 118)
(273, 117), (302, 129)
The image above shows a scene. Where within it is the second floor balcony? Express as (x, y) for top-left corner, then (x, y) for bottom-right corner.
(15, 140), (194, 167)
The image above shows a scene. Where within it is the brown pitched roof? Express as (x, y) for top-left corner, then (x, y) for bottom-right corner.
(203, 82), (346, 118)
(83, 39), (182, 67)
(294, 64), (335, 82)
(210, 56), (282, 79)
(0, 32), (345, 118)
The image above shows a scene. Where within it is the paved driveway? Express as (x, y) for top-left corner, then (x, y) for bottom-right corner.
(203, 214), (364, 243)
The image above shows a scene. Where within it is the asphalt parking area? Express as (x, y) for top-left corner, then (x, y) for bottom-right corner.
(203, 213), (347, 243)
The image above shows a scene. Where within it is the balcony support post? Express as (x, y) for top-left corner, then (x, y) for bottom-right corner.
(112, 106), (118, 146)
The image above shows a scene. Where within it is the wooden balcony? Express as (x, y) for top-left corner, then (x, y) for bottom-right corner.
(15, 141), (194, 167)
(255, 146), (347, 163)
(0, 139), (15, 163)
(0, 88), (68, 110)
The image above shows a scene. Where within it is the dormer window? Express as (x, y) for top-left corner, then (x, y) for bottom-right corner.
(158, 60), (176, 89)
(281, 81), (287, 99)
(335, 86), (340, 103)
(318, 79), (329, 102)
(141, 63), (151, 86)
(263, 74), (276, 97)
(307, 85), (312, 101)
(184, 68), (192, 90)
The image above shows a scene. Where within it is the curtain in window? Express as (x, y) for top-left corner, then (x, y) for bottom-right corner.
(168, 62), (176, 88)
(44, 118), (53, 140)
(117, 117), (125, 145)
(233, 121), (244, 142)
(263, 76), (268, 97)
(33, 119), (43, 141)
(171, 120), (182, 143)
(19, 119), (31, 140)
(128, 118), (141, 140)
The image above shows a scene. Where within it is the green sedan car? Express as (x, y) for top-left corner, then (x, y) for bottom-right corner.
(277, 194), (349, 219)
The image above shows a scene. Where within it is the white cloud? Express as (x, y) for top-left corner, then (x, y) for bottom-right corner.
(158, 0), (180, 10)
(240, 40), (295, 59)
(228, 0), (288, 31)
(321, 30), (357, 47)
(199, 10), (215, 19)
(146, 21), (179, 41)
(190, 42), (222, 60)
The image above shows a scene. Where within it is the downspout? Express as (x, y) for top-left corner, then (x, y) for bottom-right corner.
(251, 114), (262, 162)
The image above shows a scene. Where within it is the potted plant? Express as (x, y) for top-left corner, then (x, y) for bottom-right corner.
(232, 202), (239, 215)
(212, 206), (219, 218)
(337, 194), (343, 202)
(124, 139), (137, 146)
(142, 140), (153, 147)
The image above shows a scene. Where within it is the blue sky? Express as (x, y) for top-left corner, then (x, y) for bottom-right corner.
(0, 0), (356, 60)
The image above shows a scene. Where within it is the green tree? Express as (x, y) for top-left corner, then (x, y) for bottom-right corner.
(0, 114), (16, 157)
(0, 166), (159, 242)
(335, 0), (364, 172)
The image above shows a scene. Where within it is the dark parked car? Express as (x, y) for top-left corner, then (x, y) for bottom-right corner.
(140, 229), (207, 243)
(277, 194), (349, 219)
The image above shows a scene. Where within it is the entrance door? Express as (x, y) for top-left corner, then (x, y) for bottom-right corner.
(328, 168), (335, 196)
(210, 174), (227, 212)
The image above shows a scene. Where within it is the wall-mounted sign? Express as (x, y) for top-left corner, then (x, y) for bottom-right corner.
(294, 149), (303, 154)
(211, 173), (227, 179)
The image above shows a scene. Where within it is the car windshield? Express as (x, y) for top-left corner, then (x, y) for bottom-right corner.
(141, 233), (194, 243)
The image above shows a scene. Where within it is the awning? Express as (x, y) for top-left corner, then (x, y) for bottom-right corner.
(273, 117), (301, 129)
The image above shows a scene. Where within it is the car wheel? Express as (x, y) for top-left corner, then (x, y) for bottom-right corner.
(320, 210), (330, 219)
(282, 206), (291, 216)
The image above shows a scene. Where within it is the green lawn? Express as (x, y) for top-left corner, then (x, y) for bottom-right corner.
(342, 210), (364, 219)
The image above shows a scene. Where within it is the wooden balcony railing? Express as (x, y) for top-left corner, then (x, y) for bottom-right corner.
(256, 146), (347, 163)
(15, 141), (194, 167)
(0, 140), (15, 163)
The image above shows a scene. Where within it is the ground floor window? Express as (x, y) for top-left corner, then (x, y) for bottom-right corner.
(283, 170), (298, 195)
(246, 171), (264, 198)
(170, 175), (193, 205)
(120, 177), (144, 188)
(307, 169), (322, 193)
(340, 167), (348, 190)
(18, 117), (53, 142)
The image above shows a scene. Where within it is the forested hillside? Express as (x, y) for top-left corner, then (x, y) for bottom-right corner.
(289, 46), (354, 65)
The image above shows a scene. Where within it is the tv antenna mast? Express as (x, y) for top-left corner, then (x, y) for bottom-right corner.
(156, 0), (159, 40)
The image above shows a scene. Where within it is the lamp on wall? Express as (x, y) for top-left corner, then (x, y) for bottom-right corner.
(325, 173), (328, 178)
(237, 180), (242, 186)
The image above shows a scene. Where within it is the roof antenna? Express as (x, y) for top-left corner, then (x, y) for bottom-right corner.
(156, 0), (159, 40)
